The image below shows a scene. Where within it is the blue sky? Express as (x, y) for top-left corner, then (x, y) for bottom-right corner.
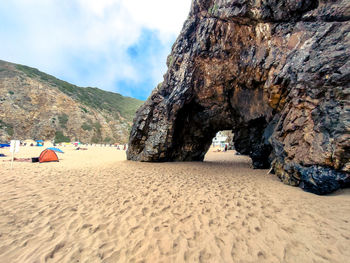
(0, 0), (192, 100)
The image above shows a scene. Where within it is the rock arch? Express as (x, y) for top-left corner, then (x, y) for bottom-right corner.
(127, 0), (350, 194)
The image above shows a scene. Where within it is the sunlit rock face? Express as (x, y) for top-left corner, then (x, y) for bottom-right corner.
(127, 0), (350, 194)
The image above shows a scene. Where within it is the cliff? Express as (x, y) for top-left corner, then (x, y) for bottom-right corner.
(127, 0), (350, 194)
(0, 60), (143, 144)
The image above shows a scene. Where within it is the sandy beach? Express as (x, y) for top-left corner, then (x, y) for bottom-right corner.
(0, 146), (349, 262)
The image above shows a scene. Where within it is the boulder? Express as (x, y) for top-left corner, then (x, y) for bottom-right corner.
(127, 0), (350, 194)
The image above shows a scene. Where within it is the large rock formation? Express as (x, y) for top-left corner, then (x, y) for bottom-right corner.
(0, 60), (143, 144)
(127, 0), (350, 194)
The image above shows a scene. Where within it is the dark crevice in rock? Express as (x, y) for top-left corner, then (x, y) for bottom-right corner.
(233, 117), (273, 169)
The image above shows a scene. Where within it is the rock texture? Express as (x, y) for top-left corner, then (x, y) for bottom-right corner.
(0, 60), (143, 144)
(128, 0), (350, 194)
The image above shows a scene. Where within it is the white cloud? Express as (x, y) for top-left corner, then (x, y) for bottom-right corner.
(77, 0), (191, 35)
(0, 0), (192, 99)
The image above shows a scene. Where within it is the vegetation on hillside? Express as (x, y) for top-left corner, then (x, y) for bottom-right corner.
(0, 120), (14, 136)
(54, 131), (70, 143)
(0, 60), (144, 143)
(58, 113), (69, 129)
(14, 64), (143, 122)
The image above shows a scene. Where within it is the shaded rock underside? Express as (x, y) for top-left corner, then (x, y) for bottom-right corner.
(128, 0), (350, 194)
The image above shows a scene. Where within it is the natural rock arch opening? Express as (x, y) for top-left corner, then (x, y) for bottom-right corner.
(128, 88), (273, 169)
(169, 101), (234, 162)
(210, 130), (233, 149)
(169, 102), (273, 169)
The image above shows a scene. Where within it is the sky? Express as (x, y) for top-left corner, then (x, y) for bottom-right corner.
(0, 0), (192, 100)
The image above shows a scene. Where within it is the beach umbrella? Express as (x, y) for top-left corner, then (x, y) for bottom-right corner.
(47, 147), (64, 153)
(36, 140), (44, 146)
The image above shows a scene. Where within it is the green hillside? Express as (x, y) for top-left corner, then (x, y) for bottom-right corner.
(0, 60), (144, 143)
(15, 64), (143, 121)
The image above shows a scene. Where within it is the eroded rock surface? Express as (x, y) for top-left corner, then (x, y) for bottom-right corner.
(128, 0), (350, 194)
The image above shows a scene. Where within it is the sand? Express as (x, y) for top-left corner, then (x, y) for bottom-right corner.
(0, 146), (349, 263)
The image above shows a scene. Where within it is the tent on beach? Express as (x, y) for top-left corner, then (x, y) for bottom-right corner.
(39, 149), (59, 163)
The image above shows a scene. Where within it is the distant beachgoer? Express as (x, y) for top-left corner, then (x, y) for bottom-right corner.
(224, 144), (228, 152)
(13, 157), (32, 162)
(76, 147), (88, 150)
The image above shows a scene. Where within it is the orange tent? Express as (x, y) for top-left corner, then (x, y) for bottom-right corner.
(39, 149), (59, 163)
